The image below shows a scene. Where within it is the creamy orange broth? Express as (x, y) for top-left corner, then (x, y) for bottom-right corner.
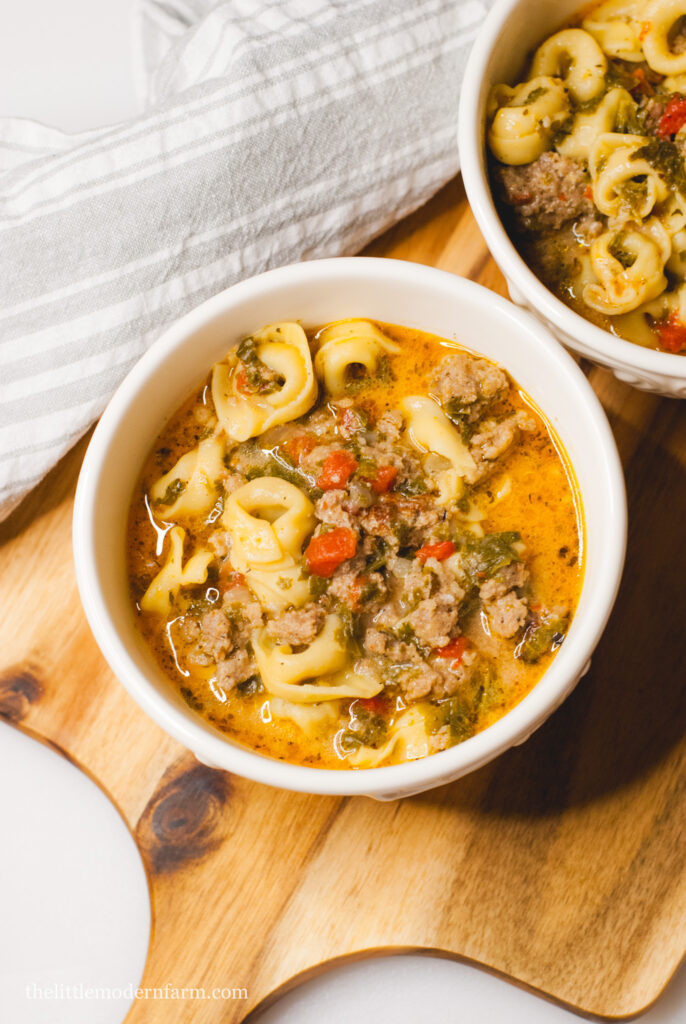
(127, 322), (583, 769)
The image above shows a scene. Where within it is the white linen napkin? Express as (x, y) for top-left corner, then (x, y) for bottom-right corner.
(0, 0), (490, 521)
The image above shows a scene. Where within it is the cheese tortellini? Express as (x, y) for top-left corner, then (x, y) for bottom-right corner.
(642, 0), (686, 75)
(584, 218), (671, 314)
(253, 618), (383, 703)
(487, 7), (686, 341)
(222, 477), (315, 611)
(589, 133), (669, 218)
(487, 77), (570, 165)
(582, 1), (645, 63)
(313, 319), (400, 396)
(212, 322), (317, 441)
(140, 526), (213, 615)
(400, 395), (476, 501)
(530, 29), (607, 103)
(150, 434), (225, 518)
(346, 707), (431, 768)
(556, 88), (635, 161)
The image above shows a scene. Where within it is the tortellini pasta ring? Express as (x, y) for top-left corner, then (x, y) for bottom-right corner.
(487, 76), (570, 165)
(313, 319), (400, 397)
(223, 477), (315, 570)
(267, 697), (342, 737)
(252, 617), (383, 703)
(140, 526), (213, 615)
(530, 28), (607, 102)
(555, 88), (635, 162)
(211, 322), (317, 441)
(612, 281), (686, 344)
(668, 226), (686, 275)
(643, 0), (686, 75)
(588, 132), (644, 177)
(584, 219), (671, 315)
(241, 565), (311, 613)
(582, 0), (645, 63)
(401, 395), (476, 499)
(588, 133), (669, 218)
(149, 434), (225, 519)
(346, 707), (430, 768)
(222, 477), (315, 611)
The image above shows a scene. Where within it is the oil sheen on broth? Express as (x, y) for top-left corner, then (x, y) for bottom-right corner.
(127, 321), (583, 769)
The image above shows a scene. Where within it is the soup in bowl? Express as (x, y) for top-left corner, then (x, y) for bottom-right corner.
(459, 0), (686, 395)
(73, 258), (625, 799)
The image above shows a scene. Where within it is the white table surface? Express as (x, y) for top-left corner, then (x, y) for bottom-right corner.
(1, 3), (684, 1022)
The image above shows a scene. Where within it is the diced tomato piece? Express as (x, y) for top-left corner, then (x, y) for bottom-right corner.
(654, 313), (686, 353)
(339, 406), (366, 436)
(356, 695), (389, 716)
(639, 21), (651, 42)
(558, 192), (567, 202)
(348, 576), (364, 610)
(584, 184), (593, 201)
(282, 434), (315, 464)
(305, 527), (358, 577)
(317, 450), (358, 490)
(630, 66), (653, 97)
(657, 95), (686, 138)
(220, 563), (246, 589)
(235, 367), (250, 394)
(370, 464), (398, 494)
(436, 636), (469, 668)
(415, 540), (456, 564)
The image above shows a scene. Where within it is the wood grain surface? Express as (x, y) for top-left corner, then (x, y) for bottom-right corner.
(1, 176), (685, 1021)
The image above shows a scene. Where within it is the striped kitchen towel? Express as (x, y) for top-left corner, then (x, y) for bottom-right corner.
(0, 0), (490, 521)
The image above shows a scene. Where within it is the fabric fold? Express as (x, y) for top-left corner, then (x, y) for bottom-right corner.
(0, 0), (489, 519)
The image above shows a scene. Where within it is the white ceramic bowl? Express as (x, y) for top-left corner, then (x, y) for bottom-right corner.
(458, 0), (686, 397)
(73, 257), (626, 799)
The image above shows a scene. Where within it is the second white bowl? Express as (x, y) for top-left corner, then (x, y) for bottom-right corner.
(458, 0), (686, 397)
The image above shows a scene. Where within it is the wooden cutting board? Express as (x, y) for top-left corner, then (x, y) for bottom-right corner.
(2, 177), (686, 1022)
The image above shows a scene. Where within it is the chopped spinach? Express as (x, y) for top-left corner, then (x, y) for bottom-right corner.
(428, 694), (477, 743)
(236, 337), (258, 362)
(427, 666), (499, 743)
(396, 474), (428, 496)
(236, 675), (264, 697)
(443, 397), (477, 442)
(339, 705), (388, 750)
(550, 113), (575, 147)
(356, 456), (378, 480)
(521, 85), (547, 105)
(574, 91), (605, 113)
(632, 138), (686, 194)
(396, 621), (416, 642)
(365, 538), (389, 572)
(308, 574), (329, 598)
(235, 336), (282, 394)
(155, 478), (186, 506)
(515, 614), (568, 663)
(336, 606), (364, 655)
(608, 232), (636, 268)
(245, 452), (321, 501)
(617, 178), (648, 217)
(459, 531), (521, 585)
